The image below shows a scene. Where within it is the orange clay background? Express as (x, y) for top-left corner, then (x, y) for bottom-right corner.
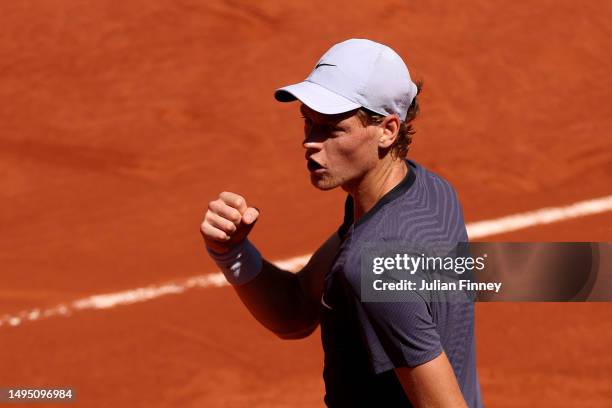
(1, 1), (612, 407)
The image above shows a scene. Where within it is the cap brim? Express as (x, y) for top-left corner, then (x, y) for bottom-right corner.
(274, 80), (361, 115)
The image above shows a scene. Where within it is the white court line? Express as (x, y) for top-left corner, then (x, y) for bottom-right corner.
(1, 194), (611, 328)
(467, 195), (612, 239)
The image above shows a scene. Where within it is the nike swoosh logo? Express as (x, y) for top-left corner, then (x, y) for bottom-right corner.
(321, 294), (333, 310)
(315, 63), (336, 69)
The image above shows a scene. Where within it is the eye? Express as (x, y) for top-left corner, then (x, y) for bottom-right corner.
(325, 125), (344, 134)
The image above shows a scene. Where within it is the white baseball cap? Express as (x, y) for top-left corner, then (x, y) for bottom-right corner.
(274, 38), (418, 120)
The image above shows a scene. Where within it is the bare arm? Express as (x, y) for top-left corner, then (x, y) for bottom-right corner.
(201, 191), (341, 339)
(395, 352), (468, 408)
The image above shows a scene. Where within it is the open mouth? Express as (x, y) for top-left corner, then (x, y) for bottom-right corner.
(307, 158), (324, 172)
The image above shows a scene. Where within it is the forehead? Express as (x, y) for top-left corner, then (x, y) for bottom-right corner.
(299, 104), (360, 124)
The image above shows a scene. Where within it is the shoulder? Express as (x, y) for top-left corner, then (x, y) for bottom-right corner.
(409, 160), (460, 199)
(382, 160), (468, 242)
(402, 160), (463, 208)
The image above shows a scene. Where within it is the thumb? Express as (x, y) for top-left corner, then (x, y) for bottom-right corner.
(242, 207), (260, 225)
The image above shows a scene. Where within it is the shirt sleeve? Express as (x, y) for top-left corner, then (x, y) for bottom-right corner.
(355, 292), (443, 374)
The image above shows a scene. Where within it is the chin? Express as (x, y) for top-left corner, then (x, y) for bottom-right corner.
(310, 174), (340, 191)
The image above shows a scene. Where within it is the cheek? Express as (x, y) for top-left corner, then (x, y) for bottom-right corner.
(321, 143), (375, 184)
(335, 135), (378, 164)
(325, 142), (356, 167)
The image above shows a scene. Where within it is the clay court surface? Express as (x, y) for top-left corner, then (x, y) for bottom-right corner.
(1, 0), (612, 406)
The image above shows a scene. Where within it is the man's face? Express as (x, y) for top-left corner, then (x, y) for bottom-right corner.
(301, 104), (379, 191)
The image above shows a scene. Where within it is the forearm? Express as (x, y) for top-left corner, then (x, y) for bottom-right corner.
(208, 240), (319, 338)
(234, 259), (320, 338)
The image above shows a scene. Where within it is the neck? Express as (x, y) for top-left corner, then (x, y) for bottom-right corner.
(348, 157), (408, 222)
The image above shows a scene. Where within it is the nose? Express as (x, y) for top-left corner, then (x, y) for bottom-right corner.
(302, 139), (322, 151)
(303, 134), (322, 159)
(304, 146), (320, 161)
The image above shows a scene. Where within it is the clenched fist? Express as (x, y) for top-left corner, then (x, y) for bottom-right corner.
(200, 192), (260, 254)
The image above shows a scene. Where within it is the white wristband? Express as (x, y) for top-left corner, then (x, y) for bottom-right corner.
(207, 239), (263, 286)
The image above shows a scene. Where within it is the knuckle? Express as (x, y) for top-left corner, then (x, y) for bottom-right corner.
(219, 191), (235, 201)
(212, 214), (234, 234)
(219, 191), (244, 207)
(234, 196), (245, 208)
(227, 209), (241, 223)
(204, 211), (213, 222)
(222, 215), (236, 229)
(200, 223), (213, 236)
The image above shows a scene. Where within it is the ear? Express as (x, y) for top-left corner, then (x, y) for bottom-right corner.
(377, 114), (400, 149)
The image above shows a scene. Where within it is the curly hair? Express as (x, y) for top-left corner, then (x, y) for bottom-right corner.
(356, 81), (423, 159)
